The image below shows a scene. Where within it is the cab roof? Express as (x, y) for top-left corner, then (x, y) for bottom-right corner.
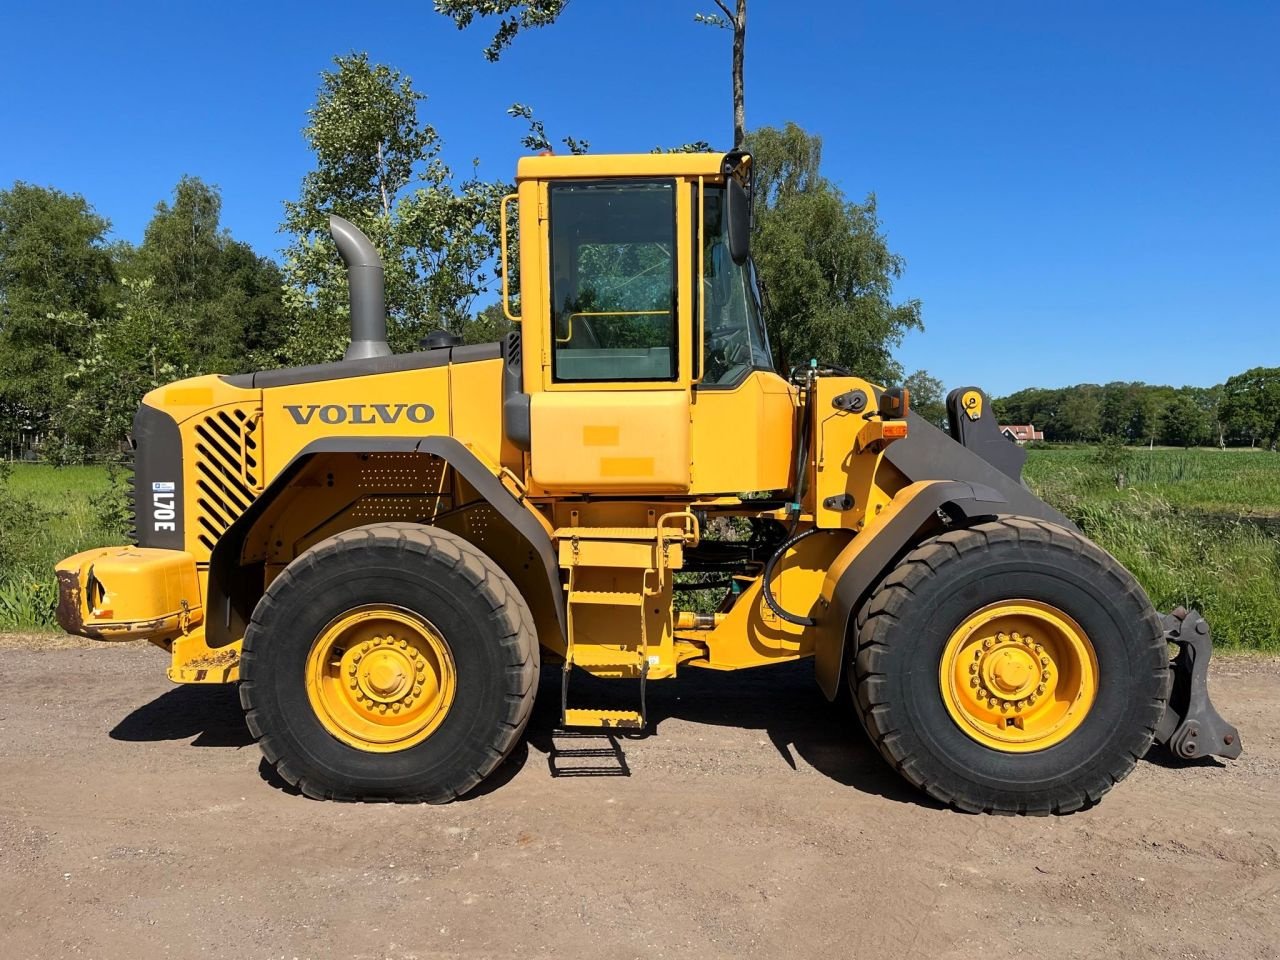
(516, 152), (734, 181)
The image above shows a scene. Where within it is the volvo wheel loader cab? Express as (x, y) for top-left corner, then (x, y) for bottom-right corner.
(55, 150), (1241, 811)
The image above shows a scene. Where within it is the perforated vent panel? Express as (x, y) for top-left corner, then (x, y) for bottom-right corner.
(348, 454), (450, 523)
(192, 407), (260, 553)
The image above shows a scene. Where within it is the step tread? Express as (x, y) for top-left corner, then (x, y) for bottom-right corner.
(562, 708), (645, 729)
(569, 589), (646, 607)
(567, 647), (648, 668)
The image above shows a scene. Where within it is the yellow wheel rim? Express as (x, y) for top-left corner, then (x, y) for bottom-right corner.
(305, 605), (456, 753)
(939, 600), (1098, 752)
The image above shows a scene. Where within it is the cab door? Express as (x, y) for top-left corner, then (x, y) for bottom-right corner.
(528, 177), (693, 493)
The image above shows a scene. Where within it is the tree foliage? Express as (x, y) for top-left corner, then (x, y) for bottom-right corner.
(433, 0), (569, 61)
(281, 54), (507, 362)
(0, 176), (289, 460)
(993, 381), (1258, 448)
(905, 369), (946, 427)
(0, 183), (117, 456)
(747, 123), (923, 381)
(132, 176), (290, 372)
(1220, 367), (1280, 448)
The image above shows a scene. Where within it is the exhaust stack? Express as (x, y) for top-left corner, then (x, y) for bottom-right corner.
(329, 215), (391, 361)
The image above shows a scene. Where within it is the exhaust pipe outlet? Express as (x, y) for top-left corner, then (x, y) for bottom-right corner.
(329, 215), (392, 361)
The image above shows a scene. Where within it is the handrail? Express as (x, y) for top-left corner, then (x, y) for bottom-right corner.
(555, 310), (671, 345)
(500, 193), (520, 324)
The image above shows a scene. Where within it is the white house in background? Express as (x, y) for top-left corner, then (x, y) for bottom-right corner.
(1000, 424), (1044, 444)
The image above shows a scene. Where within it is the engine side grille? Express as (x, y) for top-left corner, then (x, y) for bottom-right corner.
(192, 407), (261, 554)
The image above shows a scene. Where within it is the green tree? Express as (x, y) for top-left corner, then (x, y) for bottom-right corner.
(1057, 386), (1103, 442)
(0, 182), (118, 454)
(282, 54), (507, 362)
(747, 123), (922, 380)
(133, 175), (290, 372)
(905, 370), (946, 427)
(60, 276), (192, 453)
(1220, 367), (1280, 449)
(1158, 390), (1211, 447)
(463, 301), (515, 345)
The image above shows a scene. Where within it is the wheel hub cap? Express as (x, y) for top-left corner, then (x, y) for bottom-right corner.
(305, 605), (456, 752)
(940, 600), (1099, 752)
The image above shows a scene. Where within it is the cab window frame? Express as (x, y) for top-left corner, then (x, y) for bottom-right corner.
(693, 180), (776, 392)
(547, 177), (681, 385)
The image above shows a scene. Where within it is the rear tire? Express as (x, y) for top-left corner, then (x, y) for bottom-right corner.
(851, 517), (1168, 814)
(240, 522), (538, 802)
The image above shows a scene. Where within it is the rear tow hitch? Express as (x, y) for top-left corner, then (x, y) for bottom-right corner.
(1154, 608), (1242, 761)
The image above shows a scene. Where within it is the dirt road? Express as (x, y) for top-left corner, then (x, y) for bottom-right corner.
(1, 638), (1276, 960)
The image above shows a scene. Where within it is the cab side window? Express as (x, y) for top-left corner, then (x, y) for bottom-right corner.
(549, 180), (677, 382)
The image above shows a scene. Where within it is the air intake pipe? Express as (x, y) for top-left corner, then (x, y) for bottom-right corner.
(329, 215), (392, 360)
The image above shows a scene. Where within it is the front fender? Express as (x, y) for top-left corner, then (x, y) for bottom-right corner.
(812, 480), (1009, 700)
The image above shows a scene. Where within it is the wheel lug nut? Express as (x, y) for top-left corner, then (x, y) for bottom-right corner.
(969, 663), (979, 675)
(349, 679), (358, 689)
(970, 678), (979, 688)
(1010, 631), (1021, 642)
(404, 696), (415, 707)
(1035, 644), (1044, 655)
(983, 638), (995, 650)
(361, 642), (371, 652)
(1036, 684), (1045, 695)
(1040, 656), (1049, 667)
(378, 704), (388, 714)
(399, 639), (409, 649)
(1041, 671), (1050, 682)
(392, 703), (401, 713)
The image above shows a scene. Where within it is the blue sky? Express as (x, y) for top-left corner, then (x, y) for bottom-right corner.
(1, 0), (1276, 395)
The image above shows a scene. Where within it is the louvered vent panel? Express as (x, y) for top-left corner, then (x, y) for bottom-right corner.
(192, 407), (260, 554)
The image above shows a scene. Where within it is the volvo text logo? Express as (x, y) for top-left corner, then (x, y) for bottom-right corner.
(283, 403), (435, 426)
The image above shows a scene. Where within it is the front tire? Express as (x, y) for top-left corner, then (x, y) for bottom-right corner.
(852, 517), (1168, 814)
(240, 522), (539, 802)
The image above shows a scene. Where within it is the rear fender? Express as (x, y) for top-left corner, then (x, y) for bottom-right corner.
(206, 436), (565, 651)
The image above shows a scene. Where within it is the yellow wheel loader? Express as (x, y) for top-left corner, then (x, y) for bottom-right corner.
(56, 151), (1240, 811)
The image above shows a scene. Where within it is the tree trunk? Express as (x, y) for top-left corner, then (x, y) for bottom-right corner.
(376, 141), (391, 218)
(732, 1), (746, 147)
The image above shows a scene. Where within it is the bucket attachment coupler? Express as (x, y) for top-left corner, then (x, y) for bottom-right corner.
(1154, 608), (1242, 761)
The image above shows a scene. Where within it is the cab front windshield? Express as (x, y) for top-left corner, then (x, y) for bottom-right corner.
(702, 185), (773, 386)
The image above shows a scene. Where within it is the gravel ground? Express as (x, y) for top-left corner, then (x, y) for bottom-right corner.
(0, 638), (1276, 960)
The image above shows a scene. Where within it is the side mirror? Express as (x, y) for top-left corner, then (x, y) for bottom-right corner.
(727, 177), (750, 266)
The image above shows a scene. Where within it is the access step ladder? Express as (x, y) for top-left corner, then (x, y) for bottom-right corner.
(554, 514), (698, 731)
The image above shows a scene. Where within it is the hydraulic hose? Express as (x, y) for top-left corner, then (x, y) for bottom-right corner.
(760, 527), (843, 627)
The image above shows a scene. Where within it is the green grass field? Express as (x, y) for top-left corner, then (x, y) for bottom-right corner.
(3, 448), (1279, 648)
(1024, 446), (1280, 650)
(0, 463), (128, 631)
